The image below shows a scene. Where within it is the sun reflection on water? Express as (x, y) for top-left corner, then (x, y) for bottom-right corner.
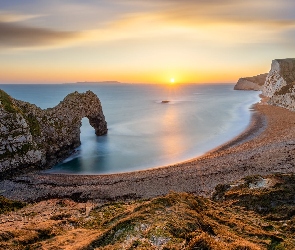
(159, 104), (185, 159)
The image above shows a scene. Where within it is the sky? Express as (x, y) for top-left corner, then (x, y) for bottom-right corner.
(0, 0), (295, 84)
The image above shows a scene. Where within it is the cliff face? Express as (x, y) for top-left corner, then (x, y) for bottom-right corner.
(0, 90), (107, 176)
(234, 59), (295, 111)
(262, 58), (295, 110)
(234, 73), (268, 91)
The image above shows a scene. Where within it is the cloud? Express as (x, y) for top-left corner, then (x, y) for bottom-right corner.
(1, 0), (295, 50)
(0, 11), (42, 23)
(116, 0), (295, 28)
(0, 21), (79, 48)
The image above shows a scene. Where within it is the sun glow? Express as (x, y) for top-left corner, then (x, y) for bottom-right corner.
(170, 78), (175, 84)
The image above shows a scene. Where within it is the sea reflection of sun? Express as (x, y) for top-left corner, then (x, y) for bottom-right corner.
(159, 105), (184, 158)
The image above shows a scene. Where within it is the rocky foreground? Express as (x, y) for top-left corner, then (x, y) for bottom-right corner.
(1, 173), (295, 249)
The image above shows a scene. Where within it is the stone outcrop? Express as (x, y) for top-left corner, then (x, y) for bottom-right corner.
(234, 59), (295, 111)
(234, 73), (268, 91)
(262, 58), (295, 110)
(0, 90), (107, 176)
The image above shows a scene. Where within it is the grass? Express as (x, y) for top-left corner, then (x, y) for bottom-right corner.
(0, 196), (26, 214)
(0, 142), (35, 161)
(274, 83), (294, 96)
(0, 89), (41, 137)
(224, 174), (295, 219)
(1, 174), (295, 249)
(0, 89), (19, 113)
(82, 191), (286, 249)
(25, 113), (41, 136)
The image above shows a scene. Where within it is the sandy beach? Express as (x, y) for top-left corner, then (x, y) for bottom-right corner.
(1, 99), (295, 203)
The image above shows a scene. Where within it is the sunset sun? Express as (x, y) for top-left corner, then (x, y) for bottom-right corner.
(170, 78), (175, 84)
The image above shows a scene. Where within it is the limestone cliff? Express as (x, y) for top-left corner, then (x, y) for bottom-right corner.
(0, 90), (107, 176)
(262, 58), (295, 110)
(234, 73), (268, 90)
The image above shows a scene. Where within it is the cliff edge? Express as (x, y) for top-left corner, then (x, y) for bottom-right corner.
(0, 90), (107, 176)
(262, 58), (295, 110)
(235, 58), (295, 111)
(234, 73), (268, 90)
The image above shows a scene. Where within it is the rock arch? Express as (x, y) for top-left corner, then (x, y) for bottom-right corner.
(0, 89), (107, 176)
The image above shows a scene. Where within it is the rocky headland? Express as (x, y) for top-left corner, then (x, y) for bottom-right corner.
(234, 73), (268, 91)
(262, 58), (295, 110)
(235, 58), (295, 112)
(0, 90), (107, 178)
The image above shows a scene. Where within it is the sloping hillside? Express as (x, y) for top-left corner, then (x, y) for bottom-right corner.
(1, 174), (294, 249)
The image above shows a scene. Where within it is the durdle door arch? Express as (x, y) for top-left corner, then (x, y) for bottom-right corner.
(0, 90), (107, 177)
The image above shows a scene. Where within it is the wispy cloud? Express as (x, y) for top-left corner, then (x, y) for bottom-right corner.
(2, 0), (295, 48)
(0, 21), (79, 48)
(0, 0), (295, 83)
(147, 0), (295, 27)
(0, 11), (42, 23)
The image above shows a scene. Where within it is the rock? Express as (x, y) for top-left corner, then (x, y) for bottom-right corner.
(263, 59), (295, 97)
(161, 100), (170, 103)
(234, 73), (268, 91)
(262, 58), (295, 111)
(0, 89), (107, 177)
(234, 59), (295, 112)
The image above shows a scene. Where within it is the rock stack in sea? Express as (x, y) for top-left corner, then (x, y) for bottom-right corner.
(0, 90), (107, 177)
(234, 73), (268, 91)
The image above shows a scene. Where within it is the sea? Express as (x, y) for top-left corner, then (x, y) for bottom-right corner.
(0, 83), (260, 174)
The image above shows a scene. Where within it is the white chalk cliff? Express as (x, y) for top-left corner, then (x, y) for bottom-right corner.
(235, 58), (295, 111)
(262, 59), (295, 110)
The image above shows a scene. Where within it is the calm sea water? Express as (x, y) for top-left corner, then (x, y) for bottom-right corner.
(0, 84), (260, 174)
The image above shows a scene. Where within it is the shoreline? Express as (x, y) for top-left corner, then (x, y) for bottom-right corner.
(1, 101), (295, 203)
(45, 97), (263, 176)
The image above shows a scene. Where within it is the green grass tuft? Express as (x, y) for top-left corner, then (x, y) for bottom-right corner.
(0, 89), (19, 113)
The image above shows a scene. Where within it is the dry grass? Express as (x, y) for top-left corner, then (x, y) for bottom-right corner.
(1, 174), (295, 249)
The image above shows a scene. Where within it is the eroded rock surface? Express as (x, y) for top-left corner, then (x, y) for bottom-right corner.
(0, 90), (107, 176)
(234, 73), (268, 91)
(262, 58), (295, 110)
(234, 59), (295, 111)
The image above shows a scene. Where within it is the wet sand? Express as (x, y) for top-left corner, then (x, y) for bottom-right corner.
(1, 101), (295, 203)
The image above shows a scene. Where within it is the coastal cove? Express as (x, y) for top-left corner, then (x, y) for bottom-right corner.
(2, 59), (295, 248)
(0, 84), (259, 175)
(2, 101), (295, 203)
(2, 58), (295, 203)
